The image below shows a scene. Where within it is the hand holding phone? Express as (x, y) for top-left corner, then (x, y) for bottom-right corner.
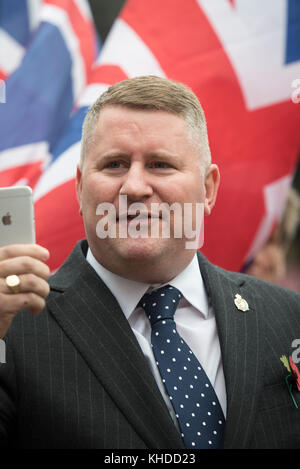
(0, 187), (50, 338)
(0, 186), (35, 246)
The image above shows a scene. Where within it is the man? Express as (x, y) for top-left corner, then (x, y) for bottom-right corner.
(0, 76), (300, 449)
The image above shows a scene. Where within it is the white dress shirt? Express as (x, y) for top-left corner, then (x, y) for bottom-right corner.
(86, 249), (227, 424)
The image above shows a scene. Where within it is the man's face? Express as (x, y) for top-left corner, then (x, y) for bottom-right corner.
(76, 105), (219, 282)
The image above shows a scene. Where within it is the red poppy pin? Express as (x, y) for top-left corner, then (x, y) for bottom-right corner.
(280, 355), (300, 408)
(289, 356), (300, 392)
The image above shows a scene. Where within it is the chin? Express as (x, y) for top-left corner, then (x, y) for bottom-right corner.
(116, 237), (166, 261)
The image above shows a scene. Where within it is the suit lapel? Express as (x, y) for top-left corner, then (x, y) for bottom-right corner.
(47, 240), (264, 449)
(198, 253), (265, 449)
(48, 241), (184, 449)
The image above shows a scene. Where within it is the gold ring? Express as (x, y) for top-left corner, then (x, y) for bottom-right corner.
(5, 275), (21, 294)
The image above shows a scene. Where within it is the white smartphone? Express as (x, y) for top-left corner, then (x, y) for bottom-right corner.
(0, 186), (36, 247)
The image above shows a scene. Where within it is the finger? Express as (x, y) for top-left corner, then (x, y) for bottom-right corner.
(0, 256), (51, 281)
(1, 274), (50, 298)
(0, 244), (49, 262)
(0, 291), (47, 317)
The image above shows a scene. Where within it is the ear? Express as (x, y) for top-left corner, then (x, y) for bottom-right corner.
(76, 164), (83, 216)
(204, 164), (220, 216)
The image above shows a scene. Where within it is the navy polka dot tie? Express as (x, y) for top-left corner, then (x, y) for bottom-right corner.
(139, 285), (225, 449)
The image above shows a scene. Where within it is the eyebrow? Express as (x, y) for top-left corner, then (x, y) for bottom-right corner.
(96, 152), (129, 163)
(97, 151), (181, 164)
(147, 151), (182, 165)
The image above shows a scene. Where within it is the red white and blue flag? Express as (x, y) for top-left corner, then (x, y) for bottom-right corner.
(1, 0), (300, 272)
(0, 0), (99, 268)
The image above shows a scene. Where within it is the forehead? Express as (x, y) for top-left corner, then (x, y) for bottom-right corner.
(81, 105), (207, 176)
(95, 105), (189, 139)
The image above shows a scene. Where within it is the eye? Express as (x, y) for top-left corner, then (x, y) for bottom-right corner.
(150, 161), (171, 169)
(106, 161), (122, 168)
(102, 160), (128, 171)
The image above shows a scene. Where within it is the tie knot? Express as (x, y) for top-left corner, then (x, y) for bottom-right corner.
(139, 285), (182, 326)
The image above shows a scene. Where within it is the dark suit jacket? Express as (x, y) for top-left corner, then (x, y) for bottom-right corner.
(0, 239), (300, 449)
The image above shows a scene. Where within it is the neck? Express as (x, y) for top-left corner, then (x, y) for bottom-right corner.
(89, 250), (196, 284)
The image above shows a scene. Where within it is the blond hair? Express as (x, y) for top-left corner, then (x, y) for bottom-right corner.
(80, 76), (211, 173)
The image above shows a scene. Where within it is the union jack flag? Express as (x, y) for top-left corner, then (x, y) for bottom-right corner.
(0, 0), (300, 273)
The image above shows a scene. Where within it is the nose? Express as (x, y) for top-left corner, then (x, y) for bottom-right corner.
(119, 163), (153, 201)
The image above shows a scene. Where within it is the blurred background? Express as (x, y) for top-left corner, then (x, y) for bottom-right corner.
(88, 0), (300, 290)
(0, 0), (299, 290)
(88, 0), (125, 43)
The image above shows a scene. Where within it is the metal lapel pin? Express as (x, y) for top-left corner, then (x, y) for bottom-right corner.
(234, 294), (249, 312)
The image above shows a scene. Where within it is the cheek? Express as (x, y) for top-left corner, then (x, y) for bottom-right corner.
(187, 174), (206, 202)
(82, 176), (119, 207)
(162, 179), (204, 205)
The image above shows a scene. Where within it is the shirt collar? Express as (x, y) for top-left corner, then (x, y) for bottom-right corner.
(86, 249), (209, 320)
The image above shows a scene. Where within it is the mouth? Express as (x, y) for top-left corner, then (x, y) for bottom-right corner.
(117, 212), (162, 222)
